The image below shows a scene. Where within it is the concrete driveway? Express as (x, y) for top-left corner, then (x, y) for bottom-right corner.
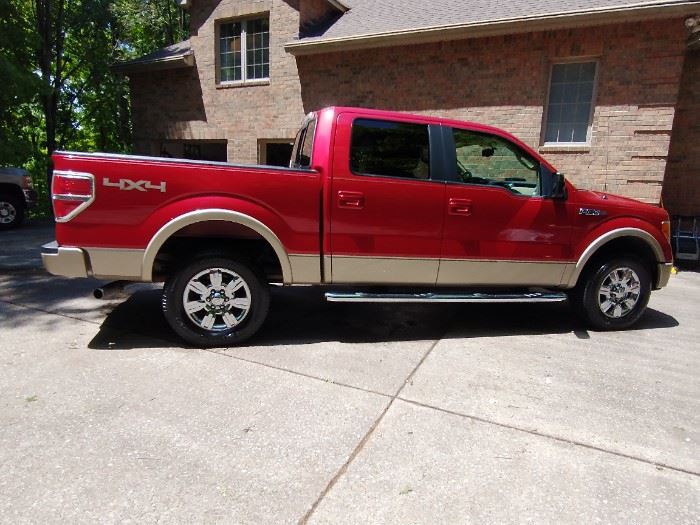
(1, 223), (698, 524)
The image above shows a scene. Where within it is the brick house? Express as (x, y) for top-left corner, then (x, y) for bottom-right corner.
(115, 0), (700, 215)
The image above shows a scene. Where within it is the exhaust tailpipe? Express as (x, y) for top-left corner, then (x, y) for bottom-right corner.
(93, 281), (130, 300)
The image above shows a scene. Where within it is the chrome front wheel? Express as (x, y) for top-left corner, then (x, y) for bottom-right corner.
(598, 267), (641, 319)
(573, 257), (651, 331)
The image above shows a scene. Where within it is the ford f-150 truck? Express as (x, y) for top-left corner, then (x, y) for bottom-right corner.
(42, 107), (673, 346)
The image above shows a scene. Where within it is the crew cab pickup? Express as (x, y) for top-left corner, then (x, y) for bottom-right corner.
(42, 107), (673, 346)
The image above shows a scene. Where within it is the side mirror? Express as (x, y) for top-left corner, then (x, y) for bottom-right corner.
(550, 172), (568, 200)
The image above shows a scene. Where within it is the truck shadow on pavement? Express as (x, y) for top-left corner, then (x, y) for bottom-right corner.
(87, 286), (680, 350)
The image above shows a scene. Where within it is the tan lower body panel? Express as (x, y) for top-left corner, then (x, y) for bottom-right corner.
(330, 256), (439, 285)
(84, 248), (145, 280)
(656, 262), (673, 289)
(438, 259), (571, 287)
(289, 254), (322, 284)
(42, 247), (90, 278)
(330, 255), (571, 287)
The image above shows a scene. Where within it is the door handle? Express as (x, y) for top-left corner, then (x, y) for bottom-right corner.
(448, 198), (472, 216)
(338, 191), (365, 209)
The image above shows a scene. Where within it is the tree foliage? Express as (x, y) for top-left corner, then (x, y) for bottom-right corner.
(1, 0), (188, 213)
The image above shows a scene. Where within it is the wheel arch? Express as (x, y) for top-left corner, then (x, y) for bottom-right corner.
(142, 209), (293, 283)
(564, 228), (664, 288)
(0, 183), (25, 205)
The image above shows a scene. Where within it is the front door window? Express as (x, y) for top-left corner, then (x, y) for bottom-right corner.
(453, 129), (541, 197)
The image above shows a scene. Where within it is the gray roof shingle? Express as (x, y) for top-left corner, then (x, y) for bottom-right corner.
(289, 0), (699, 51)
(113, 40), (194, 73)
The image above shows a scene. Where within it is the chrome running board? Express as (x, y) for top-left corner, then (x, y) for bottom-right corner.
(325, 291), (568, 303)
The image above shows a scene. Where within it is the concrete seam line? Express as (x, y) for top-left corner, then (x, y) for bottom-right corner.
(0, 299), (104, 326)
(298, 336), (444, 525)
(398, 398), (700, 478)
(199, 348), (393, 400)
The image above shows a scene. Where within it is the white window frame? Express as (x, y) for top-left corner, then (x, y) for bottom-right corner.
(541, 58), (599, 147)
(216, 14), (270, 86)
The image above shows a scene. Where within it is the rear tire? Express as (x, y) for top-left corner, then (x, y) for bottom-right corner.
(0, 193), (24, 230)
(571, 257), (651, 331)
(162, 254), (270, 347)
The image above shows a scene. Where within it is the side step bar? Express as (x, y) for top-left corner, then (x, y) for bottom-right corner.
(325, 291), (568, 304)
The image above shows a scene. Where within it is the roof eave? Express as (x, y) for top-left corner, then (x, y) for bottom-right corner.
(326, 0), (349, 13)
(112, 53), (195, 74)
(285, 2), (700, 56)
(178, 0), (347, 12)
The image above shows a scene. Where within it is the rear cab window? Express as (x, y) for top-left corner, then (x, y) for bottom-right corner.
(290, 115), (317, 169)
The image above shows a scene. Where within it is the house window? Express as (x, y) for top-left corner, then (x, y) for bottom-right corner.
(544, 61), (597, 144)
(219, 16), (269, 83)
(259, 140), (294, 167)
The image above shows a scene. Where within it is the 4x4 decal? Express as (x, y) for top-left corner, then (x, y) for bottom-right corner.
(103, 177), (166, 193)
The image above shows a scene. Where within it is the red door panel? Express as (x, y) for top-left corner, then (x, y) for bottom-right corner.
(329, 113), (445, 284)
(441, 185), (572, 260)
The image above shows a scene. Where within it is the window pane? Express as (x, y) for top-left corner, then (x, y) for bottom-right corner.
(551, 64), (567, 83)
(562, 83), (577, 104)
(549, 83), (565, 104)
(453, 129), (540, 196)
(546, 104), (562, 125)
(351, 119), (431, 180)
(573, 123), (588, 143)
(245, 16), (270, 80)
(564, 63), (581, 82)
(545, 62), (597, 143)
(219, 22), (241, 82)
(575, 103), (591, 121)
(578, 81), (594, 103)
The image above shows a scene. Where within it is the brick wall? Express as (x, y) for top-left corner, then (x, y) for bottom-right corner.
(663, 48), (700, 216)
(131, 0), (309, 163)
(297, 19), (688, 203)
(129, 8), (690, 205)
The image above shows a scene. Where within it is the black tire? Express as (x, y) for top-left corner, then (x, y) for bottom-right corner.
(0, 193), (24, 230)
(162, 253), (270, 347)
(571, 257), (651, 331)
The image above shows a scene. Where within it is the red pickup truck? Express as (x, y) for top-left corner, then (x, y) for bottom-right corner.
(42, 107), (673, 346)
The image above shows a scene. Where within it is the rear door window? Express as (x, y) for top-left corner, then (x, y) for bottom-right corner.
(350, 119), (431, 180)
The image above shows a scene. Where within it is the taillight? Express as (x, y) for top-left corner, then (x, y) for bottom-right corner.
(52, 170), (95, 222)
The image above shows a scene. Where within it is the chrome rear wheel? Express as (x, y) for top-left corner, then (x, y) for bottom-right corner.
(182, 268), (252, 332)
(163, 254), (270, 347)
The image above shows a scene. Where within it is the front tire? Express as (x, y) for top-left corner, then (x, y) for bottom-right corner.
(162, 254), (270, 347)
(0, 193), (24, 230)
(572, 257), (651, 331)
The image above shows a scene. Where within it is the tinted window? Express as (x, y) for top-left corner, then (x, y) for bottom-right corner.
(453, 129), (541, 196)
(351, 119), (431, 180)
(290, 117), (316, 169)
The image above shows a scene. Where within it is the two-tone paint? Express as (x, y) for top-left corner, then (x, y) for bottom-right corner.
(44, 106), (673, 290)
